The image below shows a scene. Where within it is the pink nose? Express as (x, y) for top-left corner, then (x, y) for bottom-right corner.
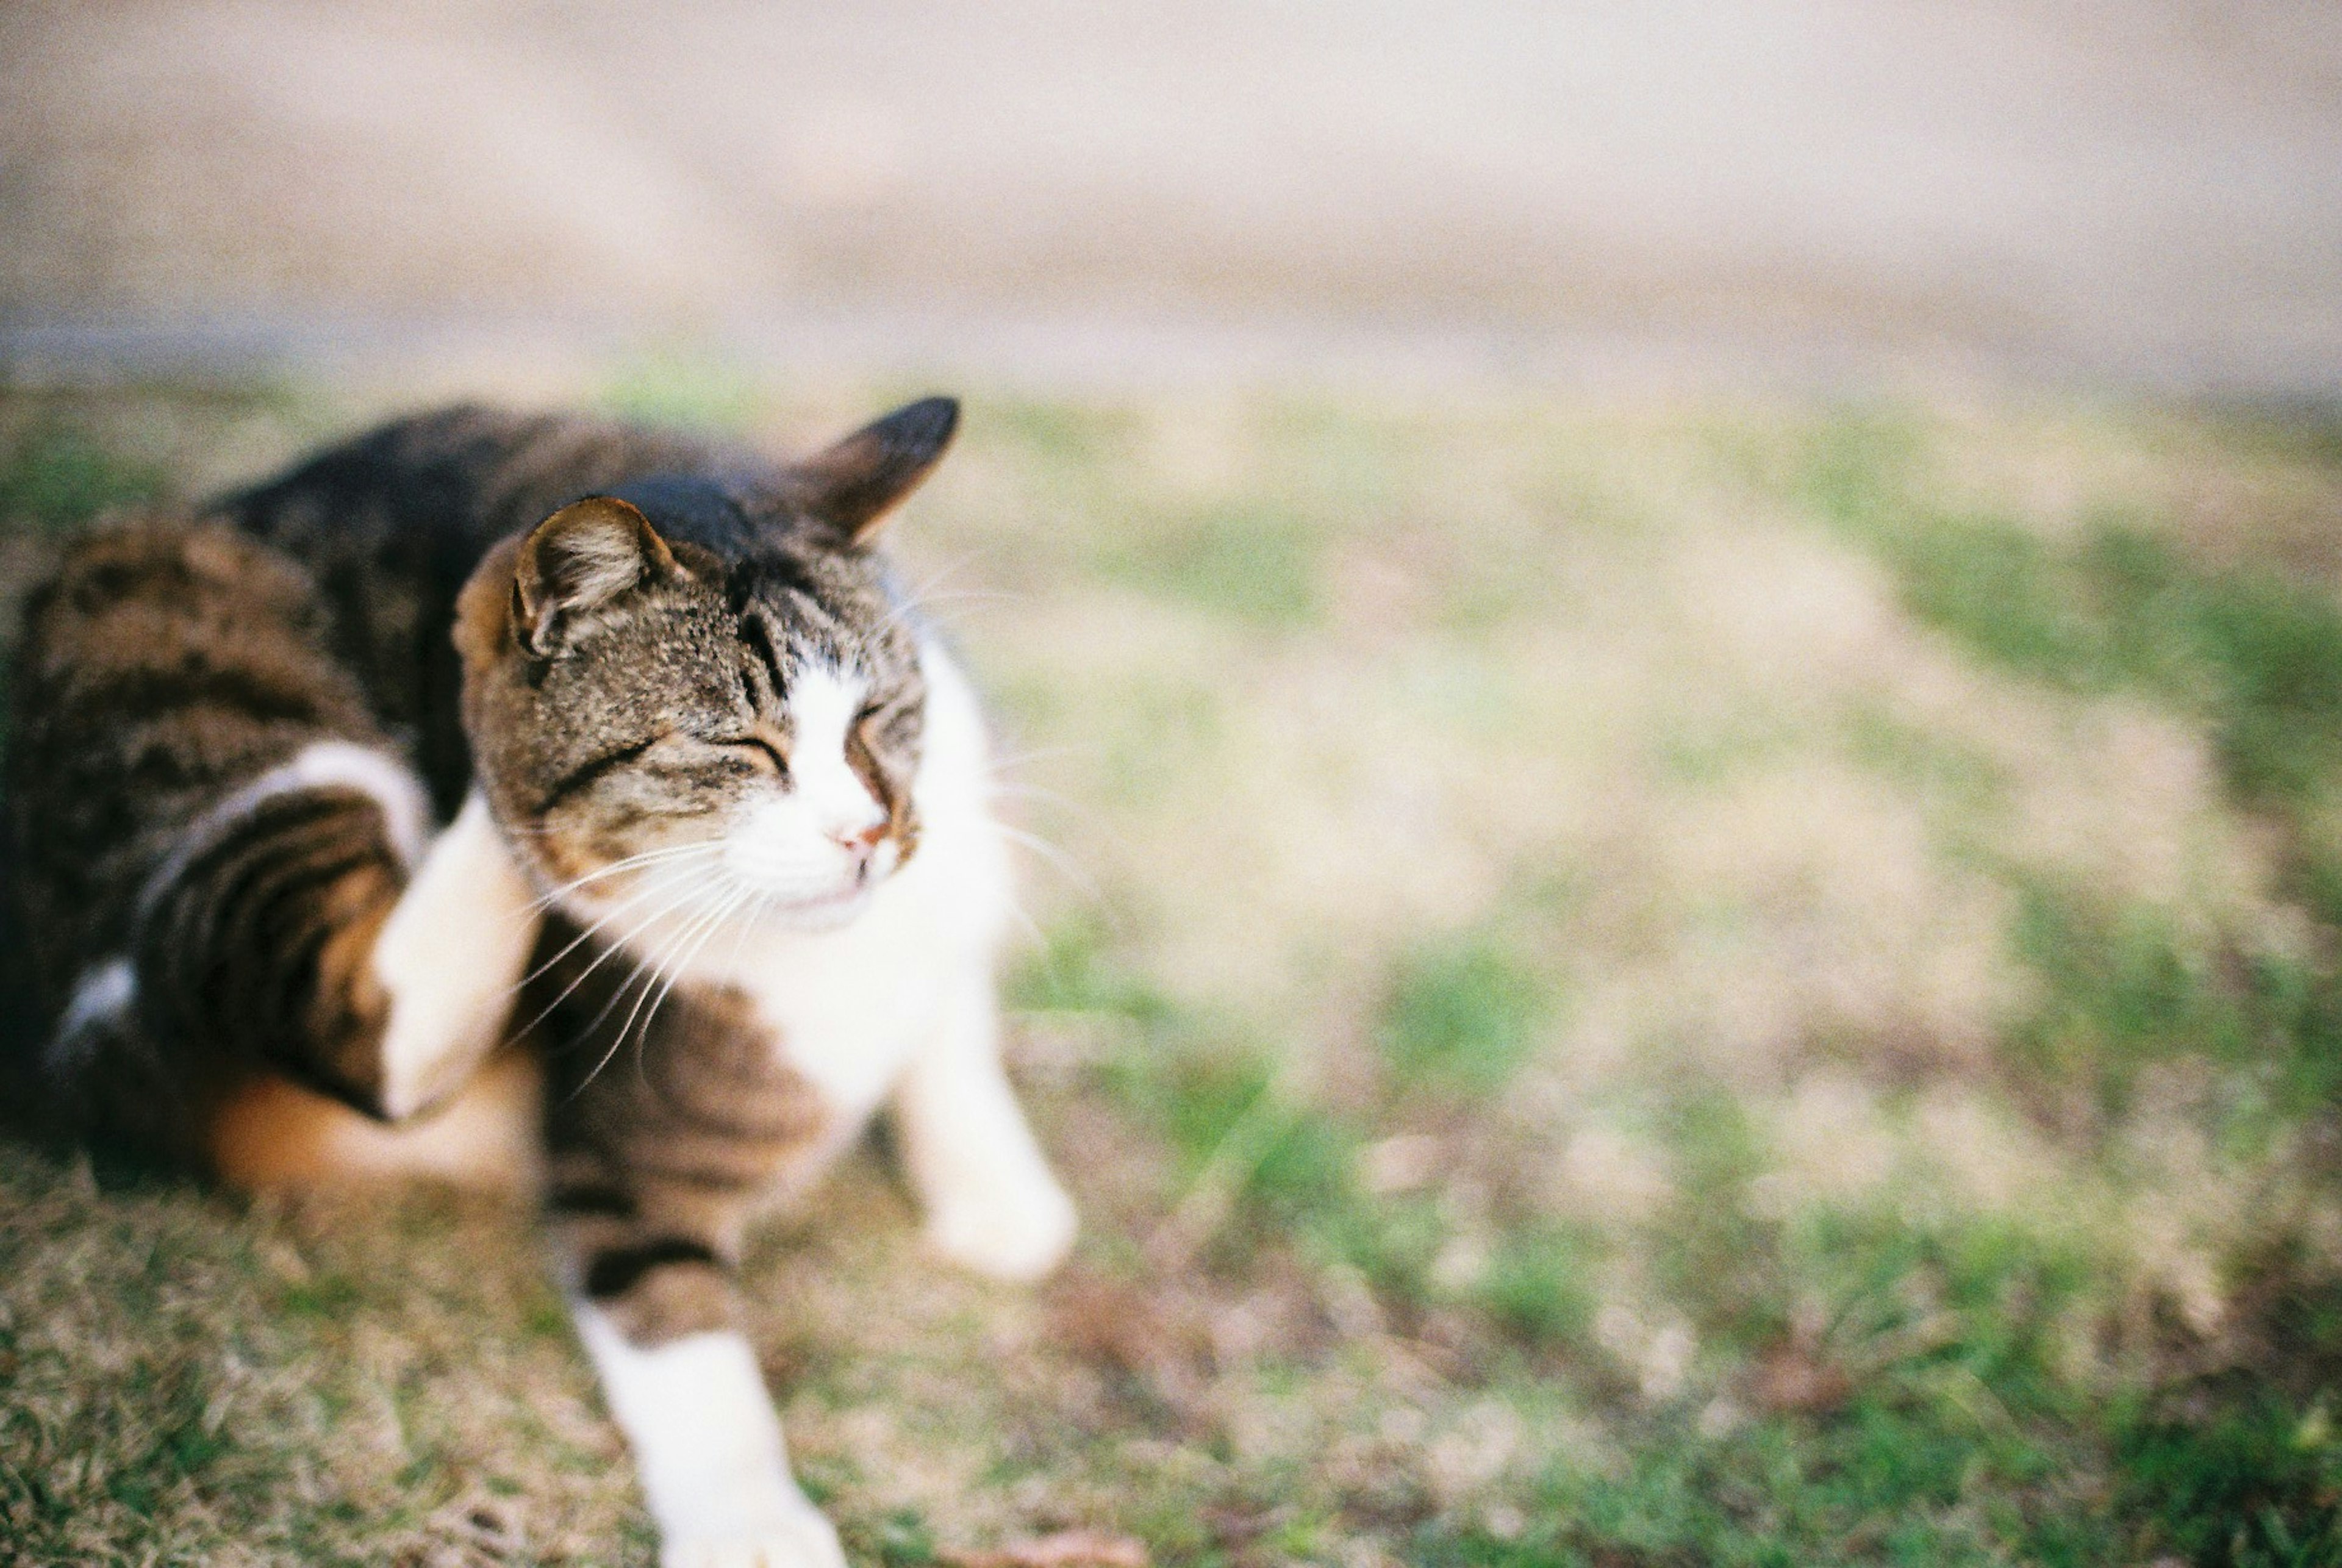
(831, 821), (887, 853)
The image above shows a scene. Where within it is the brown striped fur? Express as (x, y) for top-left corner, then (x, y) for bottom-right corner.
(532, 945), (830, 1344)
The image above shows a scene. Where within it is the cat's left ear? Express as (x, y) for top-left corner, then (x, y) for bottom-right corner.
(791, 396), (959, 543)
(512, 496), (678, 656)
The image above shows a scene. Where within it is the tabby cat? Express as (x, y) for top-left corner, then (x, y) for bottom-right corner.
(5, 399), (1076, 1568)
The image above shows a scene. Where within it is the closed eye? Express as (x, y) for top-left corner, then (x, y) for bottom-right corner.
(856, 698), (915, 750)
(734, 737), (787, 776)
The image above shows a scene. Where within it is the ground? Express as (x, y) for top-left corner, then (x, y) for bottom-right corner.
(2, 377), (2340, 1565)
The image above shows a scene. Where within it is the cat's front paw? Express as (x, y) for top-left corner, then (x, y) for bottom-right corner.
(925, 1172), (1078, 1283)
(660, 1504), (848, 1568)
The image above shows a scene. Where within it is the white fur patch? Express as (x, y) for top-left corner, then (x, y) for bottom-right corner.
(54, 956), (134, 1057)
(245, 740), (432, 865)
(679, 644), (1033, 1178)
(141, 741), (433, 921)
(374, 792), (542, 1120)
(570, 1306), (844, 1568)
(548, 642), (1064, 1563)
(784, 663), (879, 832)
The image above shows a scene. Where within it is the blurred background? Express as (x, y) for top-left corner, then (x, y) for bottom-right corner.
(4, 0), (2340, 395)
(5, 5), (2342, 1566)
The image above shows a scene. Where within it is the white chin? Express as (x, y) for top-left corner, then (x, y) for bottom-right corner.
(761, 884), (876, 932)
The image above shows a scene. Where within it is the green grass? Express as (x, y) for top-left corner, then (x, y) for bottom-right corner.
(0, 422), (168, 532)
(8, 385), (2342, 1564)
(1748, 407), (2342, 1562)
(1379, 935), (1550, 1095)
(1794, 413), (2342, 806)
(1105, 502), (1322, 628)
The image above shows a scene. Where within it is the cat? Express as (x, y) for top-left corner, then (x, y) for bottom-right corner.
(5, 398), (1077, 1568)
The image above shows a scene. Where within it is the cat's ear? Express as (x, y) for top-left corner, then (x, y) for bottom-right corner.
(792, 395), (959, 543)
(512, 496), (678, 656)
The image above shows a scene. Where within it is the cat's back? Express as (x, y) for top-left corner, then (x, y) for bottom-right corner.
(220, 406), (734, 567)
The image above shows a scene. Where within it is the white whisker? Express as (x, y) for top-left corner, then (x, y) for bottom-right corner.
(625, 886), (754, 1087)
(1003, 893), (1048, 952)
(556, 887), (729, 1095)
(581, 889), (744, 1094)
(872, 557), (970, 641)
(521, 841), (722, 915)
(514, 859), (715, 995)
(560, 953), (666, 1097)
(994, 823), (1101, 903)
(986, 742), (1096, 775)
(895, 551), (983, 611)
(512, 870), (722, 1052)
(890, 589), (1023, 631)
(723, 890), (772, 967)
(986, 780), (1115, 839)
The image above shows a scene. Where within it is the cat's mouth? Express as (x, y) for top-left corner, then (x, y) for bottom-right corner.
(719, 813), (902, 929)
(553, 857), (879, 939)
(755, 873), (878, 931)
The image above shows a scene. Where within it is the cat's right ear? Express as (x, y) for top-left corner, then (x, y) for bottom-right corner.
(512, 496), (678, 657)
(792, 395), (960, 543)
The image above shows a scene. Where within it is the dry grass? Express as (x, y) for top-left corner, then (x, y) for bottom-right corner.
(4, 379), (2341, 1565)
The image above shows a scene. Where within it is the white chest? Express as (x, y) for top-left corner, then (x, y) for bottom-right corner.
(657, 641), (1011, 1134)
(693, 871), (963, 1123)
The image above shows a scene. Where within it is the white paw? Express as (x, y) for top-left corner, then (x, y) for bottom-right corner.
(373, 793), (541, 1120)
(925, 1174), (1078, 1282)
(659, 1503), (848, 1568)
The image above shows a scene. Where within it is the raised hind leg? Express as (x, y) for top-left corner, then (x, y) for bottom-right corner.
(126, 757), (538, 1135)
(10, 523), (540, 1168)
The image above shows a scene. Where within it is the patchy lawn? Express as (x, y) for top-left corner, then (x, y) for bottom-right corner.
(2, 378), (2340, 1566)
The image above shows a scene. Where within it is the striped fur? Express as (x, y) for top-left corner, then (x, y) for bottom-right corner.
(532, 954), (831, 1345)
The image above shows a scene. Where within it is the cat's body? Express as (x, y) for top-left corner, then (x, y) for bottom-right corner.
(5, 401), (1074, 1567)
(5, 518), (464, 1158)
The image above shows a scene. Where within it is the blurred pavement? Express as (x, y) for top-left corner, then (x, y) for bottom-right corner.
(2, 0), (2338, 393)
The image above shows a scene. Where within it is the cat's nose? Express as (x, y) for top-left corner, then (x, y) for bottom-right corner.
(830, 820), (887, 854)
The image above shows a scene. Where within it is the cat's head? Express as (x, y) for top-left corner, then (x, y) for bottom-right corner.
(452, 397), (958, 936)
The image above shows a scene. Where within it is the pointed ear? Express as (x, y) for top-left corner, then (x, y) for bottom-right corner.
(512, 496), (678, 656)
(792, 396), (959, 542)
